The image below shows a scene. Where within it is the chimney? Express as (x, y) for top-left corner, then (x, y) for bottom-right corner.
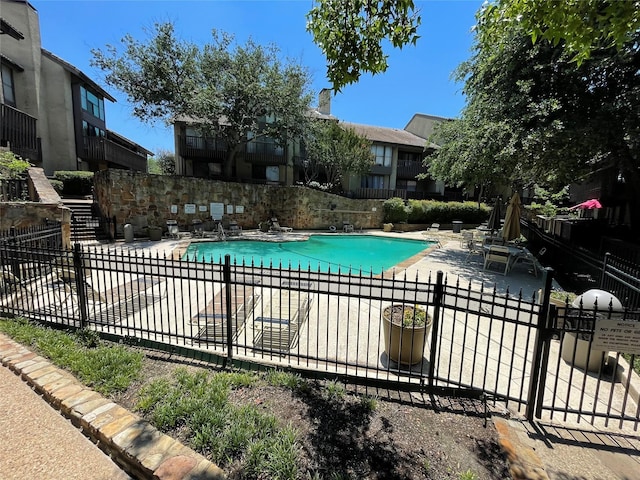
(318, 88), (331, 115)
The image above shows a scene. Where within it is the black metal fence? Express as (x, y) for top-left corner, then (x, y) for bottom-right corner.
(0, 178), (29, 201)
(0, 233), (638, 430)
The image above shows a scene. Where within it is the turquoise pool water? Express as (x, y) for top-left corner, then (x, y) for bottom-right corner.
(184, 235), (431, 274)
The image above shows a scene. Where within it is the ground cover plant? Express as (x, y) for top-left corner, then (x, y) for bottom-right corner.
(0, 319), (509, 479)
(0, 318), (142, 395)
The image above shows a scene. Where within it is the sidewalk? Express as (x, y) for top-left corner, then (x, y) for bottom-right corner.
(0, 334), (225, 480)
(0, 362), (131, 480)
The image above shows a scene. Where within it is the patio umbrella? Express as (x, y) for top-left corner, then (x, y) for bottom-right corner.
(569, 198), (602, 210)
(502, 192), (522, 242)
(487, 198), (503, 234)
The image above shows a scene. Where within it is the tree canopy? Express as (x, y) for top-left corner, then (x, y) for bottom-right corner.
(302, 120), (374, 190)
(147, 149), (175, 175)
(477, 0), (640, 65)
(91, 23), (313, 178)
(427, 19), (640, 229)
(306, 0), (420, 91)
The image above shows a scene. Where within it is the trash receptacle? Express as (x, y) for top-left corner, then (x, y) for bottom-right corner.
(561, 289), (624, 372)
(452, 221), (463, 233)
(124, 223), (134, 243)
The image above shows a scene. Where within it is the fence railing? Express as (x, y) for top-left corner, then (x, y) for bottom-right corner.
(0, 178), (29, 201)
(0, 236), (638, 429)
(524, 219), (640, 310)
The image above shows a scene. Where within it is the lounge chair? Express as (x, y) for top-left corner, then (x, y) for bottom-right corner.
(343, 221), (354, 233)
(192, 220), (204, 238)
(422, 224), (442, 248)
(94, 276), (164, 324)
(166, 220), (179, 239)
(483, 245), (511, 275)
(512, 249), (539, 277)
(269, 218), (293, 233)
(465, 236), (484, 263)
(460, 230), (474, 249)
(227, 221), (242, 236)
(254, 288), (310, 351)
(191, 284), (259, 343)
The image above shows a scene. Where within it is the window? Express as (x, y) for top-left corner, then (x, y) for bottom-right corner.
(80, 86), (105, 120)
(266, 166), (279, 182)
(371, 145), (392, 167)
(247, 133), (284, 156)
(361, 175), (386, 189)
(1, 64), (16, 107)
(208, 163), (222, 176)
(398, 151), (420, 162)
(82, 121), (105, 137)
(186, 127), (203, 148)
(396, 180), (417, 191)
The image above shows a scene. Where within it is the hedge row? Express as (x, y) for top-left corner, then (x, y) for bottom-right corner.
(53, 171), (94, 196)
(383, 198), (491, 224)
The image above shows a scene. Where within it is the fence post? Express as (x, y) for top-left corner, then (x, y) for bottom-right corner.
(223, 254), (233, 364)
(525, 267), (554, 421)
(8, 226), (21, 280)
(600, 252), (610, 289)
(428, 270), (444, 388)
(73, 243), (88, 329)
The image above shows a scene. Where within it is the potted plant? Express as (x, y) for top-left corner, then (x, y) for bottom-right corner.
(258, 220), (270, 233)
(548, 290), (577, 330)
(147, 223), (163, 241)
(382, 304), (432, 365)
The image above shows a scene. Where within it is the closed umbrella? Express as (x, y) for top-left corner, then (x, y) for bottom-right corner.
(487, 198), (503, 234)
(502, 192), (522, 241)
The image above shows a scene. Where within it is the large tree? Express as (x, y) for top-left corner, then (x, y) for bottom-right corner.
(306, 0), (421, 91)
(427, 20), (640, 231)
(92, 23), (313, 178)
(477, 0), (640, 65)
(302, 120), (374, 190)
(306, 0), (638, 91)
(147, 149), (175, 175)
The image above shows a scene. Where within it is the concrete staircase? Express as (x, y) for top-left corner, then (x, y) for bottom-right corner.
(62, 198), (109, 243)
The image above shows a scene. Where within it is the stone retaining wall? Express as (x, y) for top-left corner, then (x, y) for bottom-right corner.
(93, 170), (385, 236)
(0, 168), (71, 247)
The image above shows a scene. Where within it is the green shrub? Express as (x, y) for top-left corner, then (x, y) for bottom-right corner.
(0, 151), (30, 179)
(399, 199), (490, 224)
(383, 197), (408, 223)
(49, 179), (64, 193)
(53, 171), (94, 196)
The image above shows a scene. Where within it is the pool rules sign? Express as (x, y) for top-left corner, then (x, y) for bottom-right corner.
(592, 319), (640, 355)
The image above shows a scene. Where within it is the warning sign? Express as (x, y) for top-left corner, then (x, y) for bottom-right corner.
(592, 319), (640, 354)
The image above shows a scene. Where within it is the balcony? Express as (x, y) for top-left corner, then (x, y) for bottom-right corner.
(396, 159), (428, 179)
(243, 151), (287, 166)
(82, 136), (147, 171)
(1, 103), (40, 161)
(353, 188), (406, 200)
(178, 135), (228, 161)
(370, 164), (392, 175)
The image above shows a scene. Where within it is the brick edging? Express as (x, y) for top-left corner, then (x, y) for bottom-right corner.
(0, 333), (225, 480)
(494, 417), (549, 480)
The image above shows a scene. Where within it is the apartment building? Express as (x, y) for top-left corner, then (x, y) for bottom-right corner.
(174, 86), (452, 200)
(0, 0), (150, 174)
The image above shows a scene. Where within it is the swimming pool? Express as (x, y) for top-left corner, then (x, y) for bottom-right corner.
(184, 235), (432, 274)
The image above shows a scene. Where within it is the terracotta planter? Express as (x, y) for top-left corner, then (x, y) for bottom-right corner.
(382, 305), (433, 365)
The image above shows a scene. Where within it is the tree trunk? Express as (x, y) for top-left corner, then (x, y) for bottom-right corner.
(223, 145), (240, 180)
(622, 168), (640, 237)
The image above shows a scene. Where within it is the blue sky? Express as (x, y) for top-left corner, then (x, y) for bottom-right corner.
(32, 0), (481, 156)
